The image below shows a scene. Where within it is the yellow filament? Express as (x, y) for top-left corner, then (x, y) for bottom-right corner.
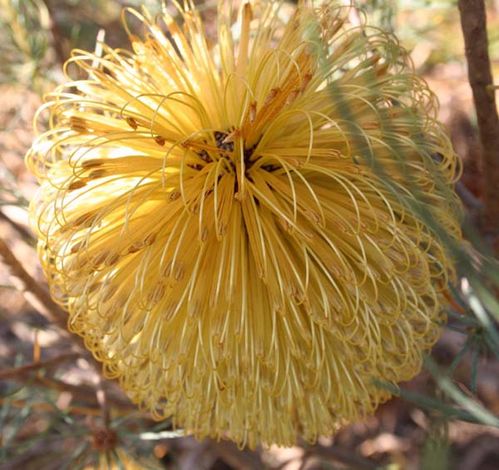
(27, 0), (462, 448)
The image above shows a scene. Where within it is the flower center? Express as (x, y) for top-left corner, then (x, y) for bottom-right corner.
(189, 129), (277, 196)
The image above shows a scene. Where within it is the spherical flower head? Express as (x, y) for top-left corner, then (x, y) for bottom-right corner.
(27, 0), (462, 448)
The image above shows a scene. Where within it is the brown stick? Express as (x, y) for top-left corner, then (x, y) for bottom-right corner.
(35, 376), (135, 411)
(0, 237), (104, 373)
(0, 210), (35, 243)
(0, 353), (79, 380)
(0, 237), (68, 330)
(458, 0), (499, 242)
(0, 398), (135, 418)
(0, 238), (138, 416)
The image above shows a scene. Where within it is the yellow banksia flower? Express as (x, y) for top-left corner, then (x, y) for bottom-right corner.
(27, 0), (461, 448)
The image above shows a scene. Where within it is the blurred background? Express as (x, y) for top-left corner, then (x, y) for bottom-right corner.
(1, 0), (499, 469)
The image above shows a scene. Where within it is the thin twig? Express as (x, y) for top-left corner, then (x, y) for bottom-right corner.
(0, 237), (139, 417)
(3, 371), (135, 412)
(0, 237), (67, 330)
(0, 209), (35, 243)
(0, 397), (126, 418)
(37, 376), (134, 411)
(0, 237), (105, 374)
(0, 353), (79, 380)
(458, 0), (499, 242)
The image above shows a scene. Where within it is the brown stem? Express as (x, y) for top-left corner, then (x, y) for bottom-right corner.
(0, 353), (79, 380)
(0, 398), (134, 418)
(458, 0), (499, 245)
(0, 238), (137, 416)
(2, 369), (135, 412)
(0, 237), (67, 330)
(47, 376), (133, 409)
(0, 210), (35, 243)
(36, 376), (135, 411)
(0, 237), (104, 372)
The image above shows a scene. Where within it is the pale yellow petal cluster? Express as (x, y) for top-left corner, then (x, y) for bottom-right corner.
(27, 0), (461, 447)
